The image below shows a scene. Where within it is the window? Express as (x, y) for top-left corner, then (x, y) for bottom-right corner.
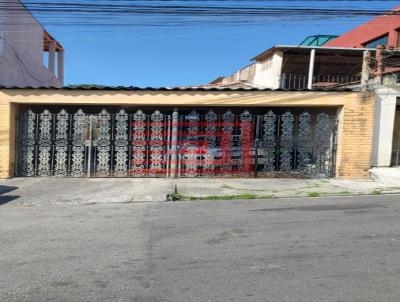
(397, 29), (400, 47)
(365, 34), (389, 48)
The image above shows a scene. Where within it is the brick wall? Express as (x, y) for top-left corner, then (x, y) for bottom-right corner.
(0, 102), (13, 178)
(336, 94), (375, 178)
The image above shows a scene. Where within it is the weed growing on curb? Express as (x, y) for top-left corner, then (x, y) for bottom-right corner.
(307, 192), (321, 197)
(222, 184), (235, 190)
(332, 191), (351, 196)
(306, 191), (351, 198)
(171, 193), (274, 201)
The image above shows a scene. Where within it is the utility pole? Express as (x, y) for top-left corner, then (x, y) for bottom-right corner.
(377, 47), (400, 84)
(375, 45), (385, 86)
(361, 50), (371, 91)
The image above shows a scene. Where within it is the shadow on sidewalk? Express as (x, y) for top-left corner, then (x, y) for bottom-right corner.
(0, 185), (19, 205)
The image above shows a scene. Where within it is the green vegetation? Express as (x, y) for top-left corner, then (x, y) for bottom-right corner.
(67, 84), (107, 89)
(371, 190), (382, 195)
(307, 192), (321, 198)
(222, 184), (235, 190)
(334, 191), (351, 196)
(306, 191), (351, 198)
(170, 193), (274, 201)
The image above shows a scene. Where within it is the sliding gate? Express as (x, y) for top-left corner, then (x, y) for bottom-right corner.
(17, 107), (337, 178)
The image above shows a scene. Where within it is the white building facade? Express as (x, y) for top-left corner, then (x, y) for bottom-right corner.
(0, 0), (63, 87)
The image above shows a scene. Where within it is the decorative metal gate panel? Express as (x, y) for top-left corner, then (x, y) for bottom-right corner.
(17, 108), (337, 178)
(256, 110), (336, 178)
(177, 109), (337, 178)
(17, 108), (171, 177)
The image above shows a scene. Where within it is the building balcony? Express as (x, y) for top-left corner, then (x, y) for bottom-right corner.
(280, 74), (362, 90)
(43, 31), (64, 85)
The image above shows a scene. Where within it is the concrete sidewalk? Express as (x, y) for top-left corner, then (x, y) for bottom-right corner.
(0, 178), (174, 205)
(172, 177), (400, 200)
(1, 175), (400, 205)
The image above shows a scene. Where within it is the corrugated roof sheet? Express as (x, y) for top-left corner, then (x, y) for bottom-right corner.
(0, 85), (355, 92)
(0, 85), (270, 91)
(252, 45), (376, 61)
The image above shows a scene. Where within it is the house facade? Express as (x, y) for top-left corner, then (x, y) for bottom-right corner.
(0, 0), (64, 87)
(323, 6), (400, 169)
(0, 3), (394, 181)
(0, 88), (374, 179)
(211, 45), (373, 91)
(210, 6), (400, 173)
(325, 7), (400, 48)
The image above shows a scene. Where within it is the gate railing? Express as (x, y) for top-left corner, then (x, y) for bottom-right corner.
(17, 108), (337, 178)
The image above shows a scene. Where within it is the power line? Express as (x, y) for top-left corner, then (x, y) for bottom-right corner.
(0, 1), (399, 26)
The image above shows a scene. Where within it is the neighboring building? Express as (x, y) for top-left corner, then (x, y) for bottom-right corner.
(321, 5), (400, 169)
(207, 64), (256, 88)
(211, 45), (373, 90)
(212, 6), (400, 91)
(207, 6), (400, 173)
(0, 87), (374, 179)
(372, 86), (400, 167)
(0, 0), (64, 87)
(325, 7), (400, 48)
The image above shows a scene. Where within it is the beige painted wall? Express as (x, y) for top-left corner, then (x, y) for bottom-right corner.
(0, 89), (375, 179)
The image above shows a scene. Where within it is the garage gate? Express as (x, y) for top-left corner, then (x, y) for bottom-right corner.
(16, 107), (337, 178)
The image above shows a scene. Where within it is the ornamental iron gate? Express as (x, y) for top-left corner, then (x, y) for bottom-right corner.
(17, 108), (337, 178)
(17, 109), (170, 178)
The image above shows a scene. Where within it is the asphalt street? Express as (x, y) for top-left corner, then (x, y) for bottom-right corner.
(2, 193), (400, 301)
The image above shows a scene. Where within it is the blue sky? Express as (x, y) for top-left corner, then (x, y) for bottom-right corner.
(30, 0), (400, 87)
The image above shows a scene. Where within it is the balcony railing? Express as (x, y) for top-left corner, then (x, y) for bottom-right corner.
(280, 74), (362, 90)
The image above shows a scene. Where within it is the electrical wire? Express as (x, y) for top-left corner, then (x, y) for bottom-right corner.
(0, 0), (399, 28)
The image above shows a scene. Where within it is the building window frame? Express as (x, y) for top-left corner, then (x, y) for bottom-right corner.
(363, 33), (389, 48)
(395, 28), (400, 47)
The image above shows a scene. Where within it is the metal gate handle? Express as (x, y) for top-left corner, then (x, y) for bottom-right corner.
(87, 115), (93, 178)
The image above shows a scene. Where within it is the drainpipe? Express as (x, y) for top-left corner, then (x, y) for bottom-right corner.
(361, 50), (371, 91)
(375, 45), (385, 86)
(307, 49), (316, 90)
